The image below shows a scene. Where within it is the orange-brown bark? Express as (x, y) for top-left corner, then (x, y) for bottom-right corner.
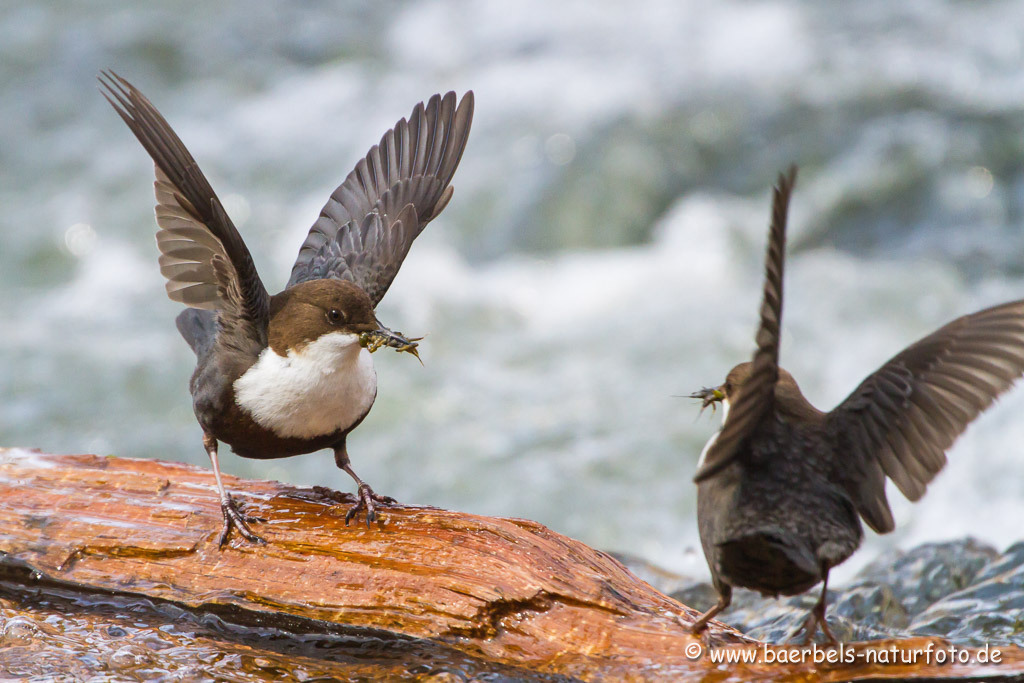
(0, 448), (1020, 681)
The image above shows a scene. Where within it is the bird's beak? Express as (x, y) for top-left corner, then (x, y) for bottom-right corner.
(689, 386), (725, 416)
(359, 322), (424, 364)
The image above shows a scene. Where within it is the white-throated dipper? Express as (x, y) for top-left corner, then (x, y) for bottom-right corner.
(688, 166), (1024, 642)
(101, 72), (473, 545)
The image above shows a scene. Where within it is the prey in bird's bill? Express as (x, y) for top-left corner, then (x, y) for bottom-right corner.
(101, 72), (473, 546)
(688, 166), (1024, 643)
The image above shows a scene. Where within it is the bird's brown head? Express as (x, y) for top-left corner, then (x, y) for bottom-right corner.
(268, 279), (420, 359)
(690, 363), (752, 414)
(691, 363), (816, 419)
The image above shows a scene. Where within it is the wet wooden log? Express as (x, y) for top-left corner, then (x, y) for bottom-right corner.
(0, 448), (1021, 681)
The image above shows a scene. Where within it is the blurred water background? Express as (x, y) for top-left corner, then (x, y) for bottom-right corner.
(3, 1), (1024, 584)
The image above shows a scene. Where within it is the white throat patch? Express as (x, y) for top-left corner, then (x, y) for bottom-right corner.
(696, 398), (730, 470)
(234, 332), (377, 439)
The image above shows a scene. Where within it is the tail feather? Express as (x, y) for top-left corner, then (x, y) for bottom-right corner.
(718, 528), (821, 597)
(175, 308), (217, 358)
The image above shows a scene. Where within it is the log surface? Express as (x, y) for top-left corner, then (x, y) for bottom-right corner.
(0, 448), (1021, 681)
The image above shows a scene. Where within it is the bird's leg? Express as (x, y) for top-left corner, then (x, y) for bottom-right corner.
(787, 567), (837, 645)
(204, 433), (266, 547)
(334, 442), (397, 528)
(685, 584), (732, 635)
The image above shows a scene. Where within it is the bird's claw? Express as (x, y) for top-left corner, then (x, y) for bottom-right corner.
(218, 496), (267, 547)
(785, 606), (837, 646)
(344, 483), (398, 528)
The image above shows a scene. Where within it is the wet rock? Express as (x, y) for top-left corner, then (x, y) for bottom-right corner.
(910, 541), (1024, 646)
(1, 616), (40, 646)
(845, 538), (998, 621)
(668, 581), (721, 615)
(652, 538), (1024, 645)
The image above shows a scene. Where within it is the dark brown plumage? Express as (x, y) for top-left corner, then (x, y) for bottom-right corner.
(101, 72), (473, 545)
(689, 167), (1024, 642)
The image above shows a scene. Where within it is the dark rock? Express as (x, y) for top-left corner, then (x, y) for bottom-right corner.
(910, 541), (1024, 646)
(650, 538), (1024, 645)
(668, 581), (721, 615)
(845, 538), (998, 619)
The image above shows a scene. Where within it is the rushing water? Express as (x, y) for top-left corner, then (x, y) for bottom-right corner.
(3, 1), (1024, 584)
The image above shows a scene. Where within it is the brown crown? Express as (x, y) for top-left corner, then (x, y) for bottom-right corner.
(267, 279), (377, 355)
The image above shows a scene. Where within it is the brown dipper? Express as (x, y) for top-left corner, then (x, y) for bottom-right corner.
(689, 166), (1024, 641)
(101, 72), (473, 545)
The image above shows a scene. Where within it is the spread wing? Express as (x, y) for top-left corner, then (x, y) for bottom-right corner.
(694, 166), (798, 483)
(100, 71), (269, 350)
(828, 300), (1024, 533)
(287, 91), (474, 305)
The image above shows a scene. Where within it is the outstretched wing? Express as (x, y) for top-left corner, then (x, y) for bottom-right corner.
(828, 300), (1024, 533)
(287, 91), (474, 305)
(694, 166), (798, 483)
(100, 71), (269, 350)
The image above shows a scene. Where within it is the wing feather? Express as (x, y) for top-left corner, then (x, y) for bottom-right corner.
(829, 299), (1024, 532)
(100, 71), (269, 352)
(694, 166), (798, 482)
(288, 91), (474, 305)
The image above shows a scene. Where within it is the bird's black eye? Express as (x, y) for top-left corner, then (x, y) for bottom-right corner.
(327, 308), (345, 325)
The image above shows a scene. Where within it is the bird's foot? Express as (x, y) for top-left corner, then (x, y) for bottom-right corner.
(217, 496), (267, 547)
(684, 591), (731, 639)
(785, 606), (837, 646)
(344, 483), (398, 528)
(684, 611), (712, 637)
